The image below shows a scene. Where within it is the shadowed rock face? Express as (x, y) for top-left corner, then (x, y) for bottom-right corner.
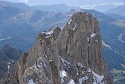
(3, 12), (113, 84)
(1, 44), (22, 60)
(0, 44), (22, 83)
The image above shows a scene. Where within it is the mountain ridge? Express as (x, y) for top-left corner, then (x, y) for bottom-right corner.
(106, 5), (125, 17)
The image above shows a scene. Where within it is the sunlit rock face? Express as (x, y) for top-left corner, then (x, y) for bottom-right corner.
(3, 12), (113, 84)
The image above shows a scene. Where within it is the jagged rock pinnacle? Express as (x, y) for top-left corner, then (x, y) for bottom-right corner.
(3, 12), (113, 84)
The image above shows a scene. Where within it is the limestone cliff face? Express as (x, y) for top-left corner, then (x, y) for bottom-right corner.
(4, 12), (113, 84)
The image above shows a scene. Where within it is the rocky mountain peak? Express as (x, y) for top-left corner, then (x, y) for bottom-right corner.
(57, 12), (102, 73)
(67, 12), (97, 32)
(3, 12), (113, 84)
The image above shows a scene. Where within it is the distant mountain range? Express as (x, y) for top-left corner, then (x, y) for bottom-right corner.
(0, 1), (125, 83)
(31, 4), (80, 13)
(92, 4), (116, 12)
(0, 1), (79, 13)
(0, 1), (30, 10)
(0, 1), (69, 51)
(106, 5), (125, 17)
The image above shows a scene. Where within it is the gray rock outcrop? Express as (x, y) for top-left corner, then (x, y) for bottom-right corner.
(3, 12), (113, 84)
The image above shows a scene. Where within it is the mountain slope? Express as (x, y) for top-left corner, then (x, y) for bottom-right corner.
(1, 44), (22, 60)
(0, 5), (22, 21)
(0, 44), (22, 81)
(31, 4), (79, 13)
(0, 5), (68, 51)
(0, 1), (30, 10)
(93, 4), (116, 12)
(106, 5), (125, 17)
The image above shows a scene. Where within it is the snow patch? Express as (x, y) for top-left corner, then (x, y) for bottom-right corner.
(73, 28), (75, 31)
(79, 76), (88, 84)
(73, 23), (77, 31)
(7, 64), (10, 73)
(68, 19), (72, 24)
(67, 79), (75, 84)
(28, 79), (35, 84)
(91, 33), (96, 37)
(61, 58), (71, 68)
(45, 29), (54, 35)
(88, 44), (90, 46)
(87, 68), (91, 72)
(87, 37), (90, 42)
(92, 71), (104, 84)
(77, 62), (84, 68)
(45, 36), (50, 38)
(60, 70), (67, 77)
(60, 70), (67, 83)
(7, 65), (10, 69)
(49, 59), (53, 62)
(82, 70), (84, 74)
(42, 29), (54, 38)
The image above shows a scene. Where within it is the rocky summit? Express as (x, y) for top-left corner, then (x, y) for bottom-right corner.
(4, 12), (113, 84)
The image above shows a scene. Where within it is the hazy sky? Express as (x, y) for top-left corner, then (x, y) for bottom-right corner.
(0, 0), (125, 7)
